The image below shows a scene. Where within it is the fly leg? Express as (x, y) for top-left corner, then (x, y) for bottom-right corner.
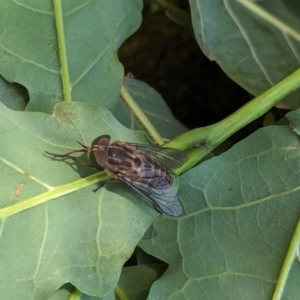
(92, 178), (119, 193)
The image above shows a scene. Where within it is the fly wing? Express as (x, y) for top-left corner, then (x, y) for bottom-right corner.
(119, 165), (182, 216)
(124, 178), (182, 216)
(127, 143), (188, 170)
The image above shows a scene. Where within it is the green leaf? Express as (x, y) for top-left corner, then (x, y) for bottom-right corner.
(189, 0), (300, 109)
(0, 75), (27, 111)
(114, 78), (187, 141)
(0, 102), (158, 299)
(140, 122), (300, 299)
(117, 264), (165, 300)
(136, 246), (167, 265)
(286, 109), (300, 135)
(47, 285), (73, 300)
(0, 0), (142, 112)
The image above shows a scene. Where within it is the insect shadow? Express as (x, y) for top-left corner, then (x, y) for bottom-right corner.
(44, 149), (97, 179)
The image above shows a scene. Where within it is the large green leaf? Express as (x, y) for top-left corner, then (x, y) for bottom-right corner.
(140, 117), (300, 299)
(0, 75), (27, 111)
(189, 0), (300, 109)
(117, 264), (165, 300)
(114, 78), (188, 141)
(0, 102), (158, 299)
(0, 0), (142, 113)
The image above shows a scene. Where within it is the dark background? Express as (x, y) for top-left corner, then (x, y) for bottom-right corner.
(119, 2), (251, 131)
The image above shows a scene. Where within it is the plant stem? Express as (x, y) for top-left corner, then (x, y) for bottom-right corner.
(272, 218), (300, 299)
(168, 68), (300, 174)
(0, 172), (107, 219)
(53, 0), (72, 101)
(69, 288), (82, 300)
(114, 285), (129, 300)
(120, 85), (164, 145)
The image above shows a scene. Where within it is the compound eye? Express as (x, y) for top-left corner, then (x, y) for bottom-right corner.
(90, 149), (107, 170)
(89, 135), (111, 170)
(92, 135), (111, 147)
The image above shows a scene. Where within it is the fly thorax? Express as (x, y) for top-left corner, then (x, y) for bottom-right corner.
(106, 143), (136, 173)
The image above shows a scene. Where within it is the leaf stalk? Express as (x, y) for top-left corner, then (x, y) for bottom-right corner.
(168, 68), (300, 174)
(53, 0), (72, 101)
(0, 172), (107, 219)
(272, 218), (300, 299)
(120, 85), (164, 145)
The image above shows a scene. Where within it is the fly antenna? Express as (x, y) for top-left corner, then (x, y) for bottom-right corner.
(77, 141), (88, 148)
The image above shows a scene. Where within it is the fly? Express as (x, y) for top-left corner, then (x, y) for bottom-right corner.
(46, 135), (188, 216)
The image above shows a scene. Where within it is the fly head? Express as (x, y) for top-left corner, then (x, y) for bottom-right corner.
(89, 134), (111, 170)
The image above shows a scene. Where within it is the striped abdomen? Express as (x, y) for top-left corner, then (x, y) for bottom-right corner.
(106, 142), (173, 188)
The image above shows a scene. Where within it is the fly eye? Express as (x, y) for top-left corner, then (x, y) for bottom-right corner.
(89, 135), (111, 170)
(90, 149), (107, 170)
(92, 135), (111, 147)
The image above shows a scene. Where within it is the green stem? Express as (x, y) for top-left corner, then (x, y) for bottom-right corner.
(0, 172), (107, 219)
(69, 288), (82, 300)
(168, 68), (300, 175)
(120, 85), (164, 145)
(53, 0), (72, 101)
(272, 218), (300, 299)
(114, 285), (129, 300)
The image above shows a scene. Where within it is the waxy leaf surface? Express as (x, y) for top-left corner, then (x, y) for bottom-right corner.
(190, 0), (300, 109)
(0, 102), (157, 299)
(140, 116), (300, 299)
(0, 0), (142, 112)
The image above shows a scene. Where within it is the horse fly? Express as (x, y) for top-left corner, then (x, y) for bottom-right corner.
(46, 135), (188, 216)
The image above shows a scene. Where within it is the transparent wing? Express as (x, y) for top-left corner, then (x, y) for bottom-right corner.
(124, 178), (182, 216)
(127, 143), (188, 170)
(119, 166), (182, 216)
